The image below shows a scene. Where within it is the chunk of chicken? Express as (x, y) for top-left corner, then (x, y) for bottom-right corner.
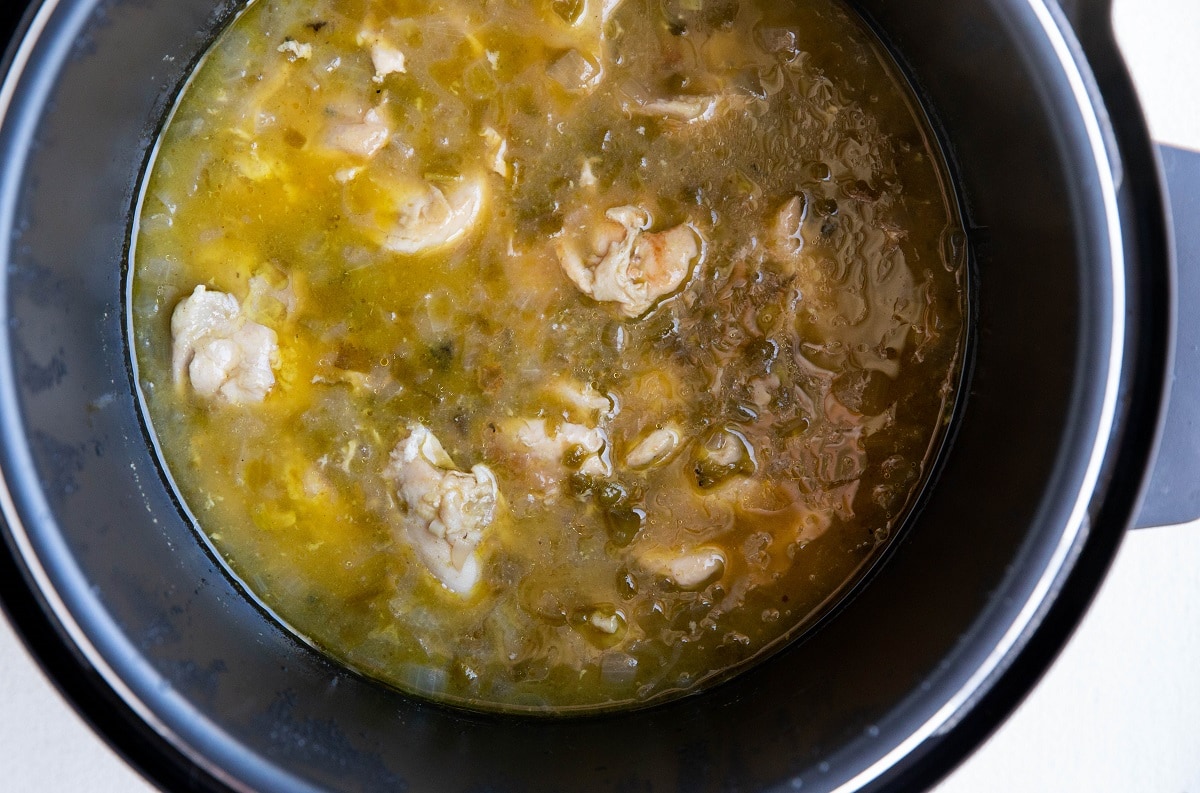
(693, 427), (756, 488)
(488, 417), (611, 509)
(624, 426), (681, 469)
(579, 158), (598, 187)
(384, 424), (499, 596)
(556, 206), (700, 318)
(385, 178), (485, 254)
(482, 127), (509, 178)
(750, 374), (781, 410)
(547, 379), (614, 422)
(171, 285), (278, 404)
(588, 610), (624, 635)
(639, 546), (726, 590)
(327, 106), (391, 158)
(729, 479), (835, 555)
(245, 271), (300, 322)
(357, 31), (407, 82)
(769, 195), (807, 258)
(277, 39), (313, 60)
(628, 95), (720, 123)
(513, 418), (611, 479)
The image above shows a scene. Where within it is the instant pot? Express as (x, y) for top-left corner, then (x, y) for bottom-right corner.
(2, 0), (1197, 790)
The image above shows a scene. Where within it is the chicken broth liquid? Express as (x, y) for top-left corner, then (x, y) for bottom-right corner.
(131, 0), (966, 711)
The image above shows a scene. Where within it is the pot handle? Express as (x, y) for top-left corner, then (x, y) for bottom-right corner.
(1133, 144), (1200, 528)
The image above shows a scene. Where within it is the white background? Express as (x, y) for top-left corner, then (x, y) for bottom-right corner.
(3, 0), (1200, 790)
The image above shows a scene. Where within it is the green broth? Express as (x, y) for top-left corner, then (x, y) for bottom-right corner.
(131, 0), (966, 711)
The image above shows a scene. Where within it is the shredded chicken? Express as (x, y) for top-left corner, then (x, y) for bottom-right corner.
(244, 268), (302, 322)
(171, 285), (278, 404)
(769, 195), (807, 258)
(705, 428), (752, 467)
(488, 417), (611, 509)
(277, 39), (313, 60)
(556, 206), (700, 318)
(639, 547), (727, 590)
(579, 158), (598, 187)
(357, 31), (407, 81)
(547, 379), (613, 422)
(513, 418), (610, 479)
(385, 178), (485, 254)
(482, 127), (509, 178)
(384, 424), (499, 595)
(750, 375), (780, 410)
(725, 477), (835, 548)
(692, 428), (756, 489)
(628, 95), (720, 123)
(624, 426), (681, 469)
(589, 610), (623, 634)
(327, 106), (391, 158)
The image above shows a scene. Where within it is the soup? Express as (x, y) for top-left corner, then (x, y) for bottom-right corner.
(130, 0), (966, 712)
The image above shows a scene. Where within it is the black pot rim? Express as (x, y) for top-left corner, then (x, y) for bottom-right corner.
(0, 0), (1173, 791)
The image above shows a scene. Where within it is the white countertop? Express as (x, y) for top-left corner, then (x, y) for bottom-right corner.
(3, 0), (1199, 790)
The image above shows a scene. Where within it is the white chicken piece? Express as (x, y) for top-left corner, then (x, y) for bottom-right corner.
(624, 426), (681, 469)
(370, 44), (407, 80)
(356, 31), (407, 82)
(327, 106), (391, 158)
(488, 416), (612, 510)
(481, 127), (509, 178)
(385, 178), (485, 254)
(512, 418), (611, 479)
(588, 610), (623, 635)
(556, 206), (700, 318)
(547, 378), (613, 421)
(276, 39), (313, 60)
(627, 95), (720, 123)
(706, 427), (753, 467)
(245, 272), (300, 321)
(750, 375), (781, 411)
(171, 285), (278, 404)
(384, 424), (499, 596)
(579, 158), (598, 187)
(639, 546), (727, 590)
(769, 195), (807, 258)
